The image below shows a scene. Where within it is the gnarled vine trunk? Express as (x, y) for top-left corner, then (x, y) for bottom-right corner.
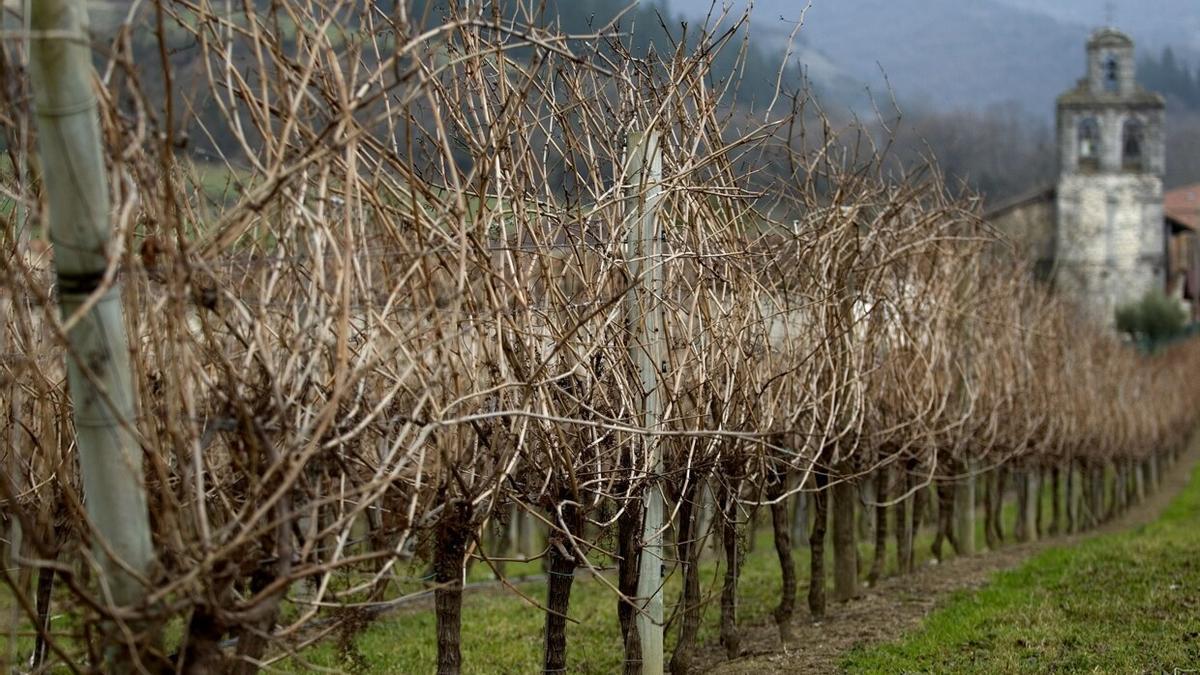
(990, 467), (1007, 545)
(895, 461), (915, 574)
(767, 465), (797, 643)
(435, 499), (473, 675)
(931, 481), (961, 561)
(1015, 469), (1038, 542)
(953, 463), (975, 556)
(32, 565), (55, 670)
(831, 472), (858, 602)
(543, 498), (584, 674)
(868, 467), (889, 586)
(669, 478), (704, 675)
(1048, 466), (1062, 535)
(808, 471), (829, 620)
(617, 455), (643, 674)
(718, 475), (742, 658)
(983, 469), (1000, 550)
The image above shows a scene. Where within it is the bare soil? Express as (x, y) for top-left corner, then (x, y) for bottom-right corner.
(701, 448), (1199, 674)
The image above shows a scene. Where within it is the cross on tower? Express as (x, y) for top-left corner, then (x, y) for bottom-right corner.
(1105, 1), (1115, 27)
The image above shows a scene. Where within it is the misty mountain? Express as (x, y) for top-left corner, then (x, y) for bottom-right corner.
(664, 0), (1200, 115)
(993, 0), (1200, 53)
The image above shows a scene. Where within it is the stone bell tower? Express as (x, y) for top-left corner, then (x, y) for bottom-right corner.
(1055, 27), (1166, 325)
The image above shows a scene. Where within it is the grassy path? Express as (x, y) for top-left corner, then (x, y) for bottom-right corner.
(282, 481), (1062, 673)
(5, 450), (1191, 672)
(843, 453), (1200, 673)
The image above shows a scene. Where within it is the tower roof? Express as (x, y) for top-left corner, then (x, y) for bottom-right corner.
(1088, 27), (1134, 50)
(1057, 86), (1164, 109)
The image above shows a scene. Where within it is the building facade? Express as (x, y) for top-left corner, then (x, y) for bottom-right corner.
(1164, 184), (1200, 321)
(1053, 28), (1167, 325)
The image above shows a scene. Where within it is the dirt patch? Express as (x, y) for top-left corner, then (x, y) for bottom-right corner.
(701, 447), (1200, 674)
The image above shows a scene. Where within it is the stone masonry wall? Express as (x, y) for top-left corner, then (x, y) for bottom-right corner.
(1056, 173), (1164, 324)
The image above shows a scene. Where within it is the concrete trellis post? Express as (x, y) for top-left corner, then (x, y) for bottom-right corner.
(29, 0), (155, 610)
(625, 129), (665, 675)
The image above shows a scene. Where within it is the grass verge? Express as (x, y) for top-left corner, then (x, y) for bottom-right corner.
(281, 491), (1043, 674)
(843, 463), (1200, 673)
(0, 479), (1058, 672)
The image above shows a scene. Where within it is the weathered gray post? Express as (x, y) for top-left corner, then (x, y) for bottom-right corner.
(625, 130), (665, 674)
(30, 0), (155, 613)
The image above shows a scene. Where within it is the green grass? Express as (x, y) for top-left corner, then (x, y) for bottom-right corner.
(279, 490), (1040, 674)
(0, 581), (36, 670)
(0, 479), (1058, 672)
(184, 160), (254, 207)
(844, 463), (1200, 673)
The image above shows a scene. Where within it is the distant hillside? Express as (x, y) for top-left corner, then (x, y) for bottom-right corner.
(665, 0), (1200, 115)
(71, 0), (815, 173)
(81, 0), (810, 108)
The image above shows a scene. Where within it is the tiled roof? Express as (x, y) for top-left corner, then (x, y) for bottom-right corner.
(983, 184), (1055, 220)
(1165, 184), (1200, 231)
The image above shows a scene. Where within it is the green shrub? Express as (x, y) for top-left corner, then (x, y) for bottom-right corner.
(1114, 289), (1188, 343)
